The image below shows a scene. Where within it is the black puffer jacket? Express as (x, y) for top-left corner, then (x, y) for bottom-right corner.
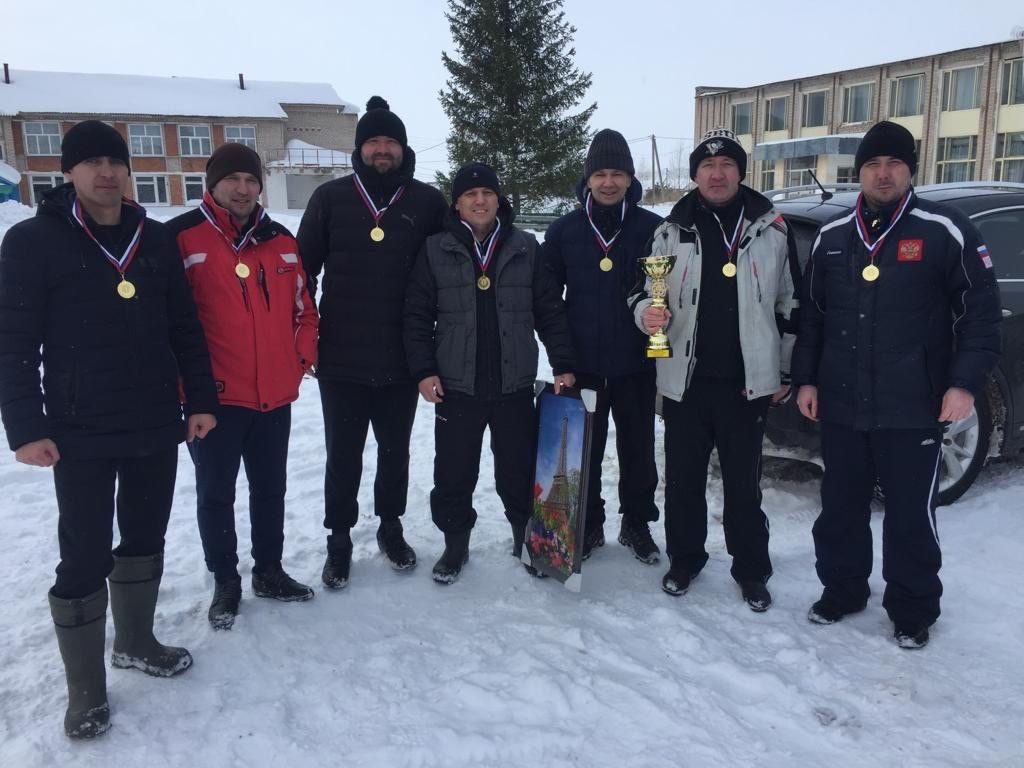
(297, 148), (447, 385)
(792, 190), (1002, 429)
(0, 184), (217, 458)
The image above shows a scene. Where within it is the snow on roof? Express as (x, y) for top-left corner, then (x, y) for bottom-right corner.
(0, 160), (20, 185)
(266, 139), (351, 168)
(756, 132), (866, 147)
(0, 69), (357, 119)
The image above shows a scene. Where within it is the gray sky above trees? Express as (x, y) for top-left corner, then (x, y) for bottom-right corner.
(5, 0), (1022, 186)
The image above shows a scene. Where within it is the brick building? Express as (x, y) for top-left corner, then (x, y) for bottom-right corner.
(0, 67), (358, 210)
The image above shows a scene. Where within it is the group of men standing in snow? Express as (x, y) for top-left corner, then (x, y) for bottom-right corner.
(0, 98), (1001, 739)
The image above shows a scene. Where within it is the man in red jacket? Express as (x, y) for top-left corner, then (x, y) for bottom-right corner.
(168, 143), (319, 630)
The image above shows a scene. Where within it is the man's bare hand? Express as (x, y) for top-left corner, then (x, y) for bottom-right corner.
(642, 306), (671, 335)
(796, 385), (819, 421)
(419, 376), (444, 404)
(938, 387), (974, 422)
(14, 438), (60, 467)
(187, 413), (217, 442)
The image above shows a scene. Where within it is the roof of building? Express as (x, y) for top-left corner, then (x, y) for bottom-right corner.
(0, 69), (357, 118)
(0, 160), (20, 185)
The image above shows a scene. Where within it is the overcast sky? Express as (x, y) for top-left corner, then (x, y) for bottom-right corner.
(5, 0), (1023, 183)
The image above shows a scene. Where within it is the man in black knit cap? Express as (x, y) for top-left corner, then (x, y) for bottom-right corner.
(298, 97), (447, 587)
(792, 120), (1001, 649)
(631, 127), (799, 611)
(543, 129), (663, 565)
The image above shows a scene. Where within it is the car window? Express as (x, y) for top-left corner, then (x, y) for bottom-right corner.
(973, 208), (1024, 280)
(781, 216), (818, 272)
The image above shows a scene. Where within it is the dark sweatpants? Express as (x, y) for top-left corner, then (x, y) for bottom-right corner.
(52, 446), (178, 599)
(577, 370), (659, 534)
(188, 404), (291, 578)
(318, 379), (419, 531)
(814, 422), (943, 628)
(430, 392), (535, 536)
(662, 376), (772, 583)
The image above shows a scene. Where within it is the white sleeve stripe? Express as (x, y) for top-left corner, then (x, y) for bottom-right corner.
(183, 253), (207, 269)
(907, 209), (972, 331)
(280, 252), (299, 264)
(807, 212), (854, 311)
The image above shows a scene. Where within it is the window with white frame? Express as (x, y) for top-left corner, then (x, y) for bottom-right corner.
(127, 124), (164, 156)
(134, 175), (169, 205)
(765, 96), (788, 131)
(802, 91), (827, 128)
(889, 74), (924, 117)
(935, 136), (977, 182)
(730, 103), (752, 136)
(1002, 59), (1024, 106)
(24, 121), (62, 155)
(760, 163), (775, 191)
(30, 174), (65, 203)
(179, 125), (212, 157)
(184, 174), (206, 204)
(784, 155), (817, 187)
(836, 166), (857, 184)
(842, 83), (873, 123)
(941, 66), (982, 111)
(224, 125), (257, 150)
(995, 132), (1024, 183)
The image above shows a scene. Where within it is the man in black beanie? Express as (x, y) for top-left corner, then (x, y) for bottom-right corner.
(792, 119), (1001, 649)
(0, 119), (217, 737)
(298, 97), (447, 586)
(543, 129), (663, 567)
(631, 127), (799, 612)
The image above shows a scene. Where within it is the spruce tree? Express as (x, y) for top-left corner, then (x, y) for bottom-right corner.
(440, 0), (596, 214)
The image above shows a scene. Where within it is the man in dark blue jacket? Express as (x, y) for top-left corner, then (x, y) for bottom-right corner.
(792, 121), (1002, 649)
(543, 130), (663, 564)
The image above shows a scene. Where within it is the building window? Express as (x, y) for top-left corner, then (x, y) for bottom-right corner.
(784, 156), (817, 187)
(225, 125), (257, 150)
(30, 174), (65, 203)
(184, 174), (206, 204)
(127, 124), (164, 156)
(842, 83), (873, 123)
(1002, 59), (1024, 106)
(995, 132), (1024, 183)
(24, 121), (62, 156)
(801, 91), (827, 128)
(941, 66), (982, 111)
(889, 74), (924, 117)
(760, 164), (776, 191)
(836, 166), (857, 184)
(179, 125), (212, 157)
(765, 96), (788, 132)
(935, 136), (977, 182)
(134, 175), (169, 205)
(731, 103), (752, 136)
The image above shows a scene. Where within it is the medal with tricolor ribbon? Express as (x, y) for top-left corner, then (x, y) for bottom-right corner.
(353, 173), (406, 243)
(461, 218), (501, 291)
(199, 197), (267, 278)
(712, 206), (745, 278)
(70, 197), (145, 299)
(584, 192), (626, 272)
(854, 189), (913, 282)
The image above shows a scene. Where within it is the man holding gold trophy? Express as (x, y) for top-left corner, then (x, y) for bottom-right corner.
(631, 128), (799, 611)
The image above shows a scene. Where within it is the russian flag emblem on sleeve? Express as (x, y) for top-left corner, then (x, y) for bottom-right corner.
(978, 245), (994, 269)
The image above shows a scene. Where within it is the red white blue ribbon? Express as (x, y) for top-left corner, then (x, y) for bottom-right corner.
(70, 196), (145, 279)
(353, 173), (406, 227)
(460, 218), (502, 272)
(712, 206), (745, 260)
(584, 192), (626, 256)
(854, 189), (913, 259)
(199, 194), (267, 253)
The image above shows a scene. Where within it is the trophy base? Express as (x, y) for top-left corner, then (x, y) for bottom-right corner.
(646, 348), (673, 359)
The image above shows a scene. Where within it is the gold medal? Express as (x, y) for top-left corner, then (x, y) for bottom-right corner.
(862, 264), (880, 282)
(722, 262), (737, 278)
(477, 275), (491, 291)
(599, 256), (613, 272)
(370, 226), (385, 242)
(235, 262), (251, 279)
(116, 279), (136, 299)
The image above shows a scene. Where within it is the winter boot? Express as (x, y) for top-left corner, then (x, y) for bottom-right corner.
(208, 573), (242, 630)
(49, 587), (111, 739)
(581, 527), (605, 561)
(376, 518), (417, 571)
(739, 580), (772, 612)
(661, 562), (697, 597)
(432, 530), (471, 585)
(618, 516), (661, 564)
(322, 532), (353, 589)
(807, 592), (868, 625)
(108, 553), (193, 677)
(252, 561), (315, 601)
(894, 623), (930, 650)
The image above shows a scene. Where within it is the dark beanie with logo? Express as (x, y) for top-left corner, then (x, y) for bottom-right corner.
(355, 96), (408, 150)
(206, 143), (264, 192)
(61, 120), (131, 173)
(451, 161), (501, 201)
(689, 127), (747, 181)
(584, 129), (635, 177)
(854, 120), (918, 176)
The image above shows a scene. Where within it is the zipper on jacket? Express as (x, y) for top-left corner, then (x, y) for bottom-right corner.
(257, 264), (270, 310)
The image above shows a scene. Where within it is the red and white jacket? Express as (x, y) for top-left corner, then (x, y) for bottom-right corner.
(168, 193), (318, 411)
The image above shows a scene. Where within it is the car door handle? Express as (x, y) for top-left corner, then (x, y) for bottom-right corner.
(1003, 308), (1013, 318)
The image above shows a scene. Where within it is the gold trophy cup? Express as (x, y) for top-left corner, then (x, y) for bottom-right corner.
(640, 254), (676, 358)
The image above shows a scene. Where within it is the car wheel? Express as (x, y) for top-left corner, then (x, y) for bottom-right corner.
(935, 392), (992, 506)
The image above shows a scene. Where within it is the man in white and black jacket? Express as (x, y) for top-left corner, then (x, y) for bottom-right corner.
(631, 128), (799, 612)
(792, 121), (1001, 649)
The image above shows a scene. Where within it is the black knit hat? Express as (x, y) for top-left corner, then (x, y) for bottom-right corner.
(689, 127), (747, 181)
(855, 120), (918, 176)
(355, 96), (408, 150)
(206, 142), (264, 192)
(585, 129), (635, 177)
(451, 162), (501, 201)
(61, 120), (131, 173)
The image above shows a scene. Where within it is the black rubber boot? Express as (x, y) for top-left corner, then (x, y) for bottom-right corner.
(322, 533), (353, 589)
(108, 554), (193, 677)
(432, 530), (471, 585)
(208, 573), (242, 630)
(49, 586), (111, 739)
(377, 519), (417, 571)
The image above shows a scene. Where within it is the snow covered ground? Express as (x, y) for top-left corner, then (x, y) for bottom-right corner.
(1, 199), (1022, 767)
